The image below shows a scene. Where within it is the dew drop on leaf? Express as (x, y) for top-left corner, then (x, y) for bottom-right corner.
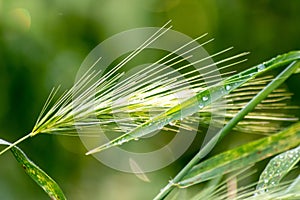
(198, 103), (204, 109)
(257, 64), (265, 71)
(225, 85), (231, 91)
(169, 121), (176, 126)
(202, 96), (209, 101)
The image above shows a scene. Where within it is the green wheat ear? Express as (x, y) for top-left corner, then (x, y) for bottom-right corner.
(86, 52), (300, 155)
(0, 22), (299, 156)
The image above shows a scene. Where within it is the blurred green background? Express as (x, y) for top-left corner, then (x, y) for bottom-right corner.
(0, 0), (300, 199)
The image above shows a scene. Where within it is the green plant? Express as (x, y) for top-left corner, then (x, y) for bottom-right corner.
(0, 25), (299, 199)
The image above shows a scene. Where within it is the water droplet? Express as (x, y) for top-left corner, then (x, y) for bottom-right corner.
(198, 103), (204, 109)
(202, 96), (209, 101)
(249, 72), (256, 77)
(257, 64), (265, 72)
(271, 181), (275, 185)
(157, 121), (164, 129)
(169, 121), (176, 126)
(264, 179), (269, 183)
(225, 85), (231, 91)
(116, 138), (128, 146)
(220, 88), (226, 94)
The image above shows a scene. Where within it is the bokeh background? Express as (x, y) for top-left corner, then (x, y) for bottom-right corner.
(0, 0), (300, 199)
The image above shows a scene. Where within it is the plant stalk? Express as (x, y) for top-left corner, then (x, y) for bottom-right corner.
(0, 133), (31, 156)
(153, 61), (300, 200)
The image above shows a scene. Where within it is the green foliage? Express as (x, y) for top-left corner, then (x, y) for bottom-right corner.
(1, 47), (299, 200)
(256, 145), (300, 194)
(1, 1), (300, 199)
(0, 139), (66, 200)
(178, 122), (300, 188)
(1, 11), (300, 200)
(86, 51), (300, 155)
(154, 58), (300, 200)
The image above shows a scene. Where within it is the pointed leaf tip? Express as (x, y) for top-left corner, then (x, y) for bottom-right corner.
(85, 133), (134, 155)
(85, 142), (114, 155)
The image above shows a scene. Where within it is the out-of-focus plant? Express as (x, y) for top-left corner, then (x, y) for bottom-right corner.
(0, 24), (299, 199)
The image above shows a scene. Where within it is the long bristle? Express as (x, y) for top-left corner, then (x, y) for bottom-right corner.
(20, 23), (297, 142)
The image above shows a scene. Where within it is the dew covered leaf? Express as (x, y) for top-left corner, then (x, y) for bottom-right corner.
(0, 139), (66, 200)
(176, 122), (300, 188)
(256, 145), (300, 194)
(86, 51), (300, 155)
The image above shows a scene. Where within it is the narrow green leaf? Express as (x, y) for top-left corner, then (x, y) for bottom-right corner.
(154, 57), (300, 200)
(256, 145), (300, 193)
(0, 139), (66, 200)
(86, 51), (300, 155)
(176, 122), (300, 188)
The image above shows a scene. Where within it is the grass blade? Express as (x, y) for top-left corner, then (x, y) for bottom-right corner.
(176, 122), (300, 188)
(153, 60), (300, 199)
(256, 145), (300, 194)
(86, 52), (300, 155)
(0, 139), (66, 200)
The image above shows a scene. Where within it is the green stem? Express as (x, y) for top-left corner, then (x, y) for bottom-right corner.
(153, 61), (300, 200)
(0, 133), (31, 156)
